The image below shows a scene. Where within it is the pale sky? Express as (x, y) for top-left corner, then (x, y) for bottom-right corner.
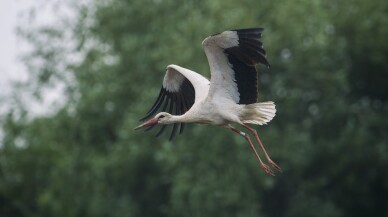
(0, 0), (28, 93)
(0, 0), (66, 116)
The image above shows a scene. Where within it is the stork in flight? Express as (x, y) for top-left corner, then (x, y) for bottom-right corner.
(135, 28), (281, 175)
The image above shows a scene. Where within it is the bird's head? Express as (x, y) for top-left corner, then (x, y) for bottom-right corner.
(154, 112), (174, 124)
(134, 112), (173, 130)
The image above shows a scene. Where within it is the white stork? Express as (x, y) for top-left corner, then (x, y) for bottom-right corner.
(134, 28), (281, 175)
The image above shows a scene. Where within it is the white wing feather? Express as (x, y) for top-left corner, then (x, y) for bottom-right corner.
(165, 64), (210, 102)
(202, 31), (240, 103)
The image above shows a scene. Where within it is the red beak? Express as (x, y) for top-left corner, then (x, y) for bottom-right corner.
(134, 118), (158, 130)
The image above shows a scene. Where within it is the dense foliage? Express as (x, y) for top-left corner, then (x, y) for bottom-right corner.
(1, 0), (387, 216)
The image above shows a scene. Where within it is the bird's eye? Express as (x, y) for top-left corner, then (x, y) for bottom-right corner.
(158, 115), (165, 119)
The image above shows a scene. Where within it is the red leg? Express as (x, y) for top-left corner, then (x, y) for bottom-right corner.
(225, 125), (274, 176)
(242, 124), (282, 172)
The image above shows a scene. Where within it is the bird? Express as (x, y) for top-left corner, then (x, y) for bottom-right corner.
(134, 28), (281, 176)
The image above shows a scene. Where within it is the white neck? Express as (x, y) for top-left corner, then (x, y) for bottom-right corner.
(161, 114), (187, 124)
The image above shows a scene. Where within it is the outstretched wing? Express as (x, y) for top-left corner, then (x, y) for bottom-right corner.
(140, 65), (210, 141)
(202, 28), (269, 104)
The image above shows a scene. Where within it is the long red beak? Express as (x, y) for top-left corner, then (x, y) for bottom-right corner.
(134, 118), (158, 130)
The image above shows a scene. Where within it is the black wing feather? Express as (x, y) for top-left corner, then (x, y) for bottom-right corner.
(169, 94), (179, 141)
(227, 54), (258, 104)
(224, 28), (270, 105)
(139, 77), (195, 140)
(143, 88), (163, 117)
(140, 89), (166, 121)
(226, 28), (269, 67)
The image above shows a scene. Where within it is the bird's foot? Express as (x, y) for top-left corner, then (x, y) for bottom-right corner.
(261, 163), (275, 176)
(268, 159), (282, 173)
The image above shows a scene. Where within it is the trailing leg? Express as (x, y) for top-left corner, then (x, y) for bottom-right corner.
(242, 124), (282, 172)
(225, 125), (274, 176)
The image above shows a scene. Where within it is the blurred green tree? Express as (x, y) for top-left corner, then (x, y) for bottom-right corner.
(1, 0), (387, 216)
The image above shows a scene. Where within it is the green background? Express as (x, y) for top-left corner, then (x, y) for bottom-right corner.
(1, 0), (387, 216)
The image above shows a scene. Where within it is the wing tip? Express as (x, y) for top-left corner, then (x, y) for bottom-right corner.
(232, 27), (264, 34)
(139, 66), (196, 140)
(166, 64), (178, 69)
(226, 27), (270, 67)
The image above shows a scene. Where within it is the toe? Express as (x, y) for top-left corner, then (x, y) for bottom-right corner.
(269, 160), (282, 173)
(261, 164), (275, 176)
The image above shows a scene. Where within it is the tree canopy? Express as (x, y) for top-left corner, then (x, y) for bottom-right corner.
(1, 0), (388, 216)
